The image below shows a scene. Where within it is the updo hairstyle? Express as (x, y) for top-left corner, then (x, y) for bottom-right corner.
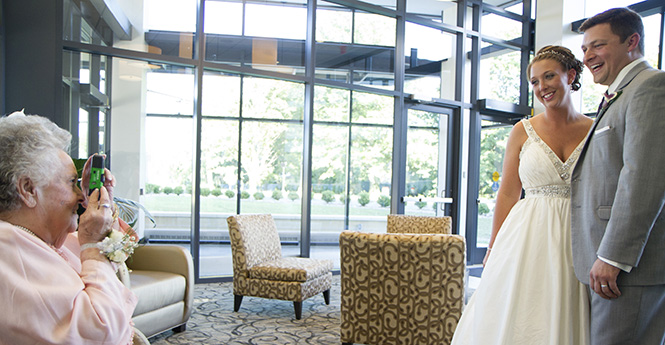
(527, 45), (584, 91)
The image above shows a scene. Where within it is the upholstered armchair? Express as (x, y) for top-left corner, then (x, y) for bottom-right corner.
(339, 231), (465, 345)
(227, 214), (333, 320)
(387, 214), (452, 234)
(119, 245), (194, 338)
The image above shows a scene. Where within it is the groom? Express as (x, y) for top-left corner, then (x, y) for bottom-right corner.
(571, 7), (665, 345)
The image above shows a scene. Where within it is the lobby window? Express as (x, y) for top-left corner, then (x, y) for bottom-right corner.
(315, 2), (396, 89)
(311, 86), (394, 234)
(405, 22), (457, 100)
(203, 0), (307, 75)
(479, 42), (522, 104)
(143, 65), (196, 254)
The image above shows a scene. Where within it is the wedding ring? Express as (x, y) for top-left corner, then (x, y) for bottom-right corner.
(600, 284), (608, 288)
(100, 203), (111, 209)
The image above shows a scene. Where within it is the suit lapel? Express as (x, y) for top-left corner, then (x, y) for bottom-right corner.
(594, 61), (649, 124)
(574, 61), (652, 175)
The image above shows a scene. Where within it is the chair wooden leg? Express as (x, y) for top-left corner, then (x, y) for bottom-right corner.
(323, 289), (331, 305)
(234, 295), (243, 312)
(294, 301), (302, 320)
(172, 323), (186, 333)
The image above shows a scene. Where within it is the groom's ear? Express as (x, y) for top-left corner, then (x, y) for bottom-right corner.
(626, 32), (641, 53)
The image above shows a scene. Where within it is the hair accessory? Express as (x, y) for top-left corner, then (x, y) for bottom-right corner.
(536, 49), (568, 60)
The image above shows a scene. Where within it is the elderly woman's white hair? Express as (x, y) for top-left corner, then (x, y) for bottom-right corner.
(0, 111), (72, 212)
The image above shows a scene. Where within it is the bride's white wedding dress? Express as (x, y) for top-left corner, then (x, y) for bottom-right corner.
(451, 119), (590, 345)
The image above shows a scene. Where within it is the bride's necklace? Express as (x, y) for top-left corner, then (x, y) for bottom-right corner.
(13, 224), (67, 261)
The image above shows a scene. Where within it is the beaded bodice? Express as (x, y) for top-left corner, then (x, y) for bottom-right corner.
(518, 119), (585, 198)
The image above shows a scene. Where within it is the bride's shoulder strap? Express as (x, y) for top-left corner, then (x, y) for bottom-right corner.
(520, 118), (536, 139)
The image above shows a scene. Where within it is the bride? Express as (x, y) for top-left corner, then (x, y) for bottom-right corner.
(451, 45), (593, 344)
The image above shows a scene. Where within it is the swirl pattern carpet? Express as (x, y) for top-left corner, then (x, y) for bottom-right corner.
(150, 275), (341, 345)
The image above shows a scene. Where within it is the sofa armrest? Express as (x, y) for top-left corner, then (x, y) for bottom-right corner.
(126, 245), (194, 321)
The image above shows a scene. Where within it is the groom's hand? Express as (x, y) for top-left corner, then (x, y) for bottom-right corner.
(589, 259), (621, 299)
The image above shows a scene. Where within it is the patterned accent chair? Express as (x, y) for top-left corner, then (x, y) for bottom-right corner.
(339, 231), (465, 345)
(387, 214), (452, 234)
(227, 214), (333, 320)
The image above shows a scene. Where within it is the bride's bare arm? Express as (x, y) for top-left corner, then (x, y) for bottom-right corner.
(484, 121), (527, 266)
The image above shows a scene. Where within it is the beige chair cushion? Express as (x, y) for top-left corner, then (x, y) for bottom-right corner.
(243, 272), (333, 302)
(249, 257), (334, 282)
(130, 270), (186, 316)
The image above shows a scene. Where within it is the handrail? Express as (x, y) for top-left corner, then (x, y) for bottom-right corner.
(401, 196), (453, 204)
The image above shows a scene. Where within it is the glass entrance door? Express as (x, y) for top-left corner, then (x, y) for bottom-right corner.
(476, 119), (513, 247)
(403, 105), (454, 217)
(466, 115), (519, 268)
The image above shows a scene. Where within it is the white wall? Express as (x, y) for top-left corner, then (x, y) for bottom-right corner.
(110, 0), (148, 236)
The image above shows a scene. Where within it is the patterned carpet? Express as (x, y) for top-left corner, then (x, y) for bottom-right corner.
(149, 275), (341, 345)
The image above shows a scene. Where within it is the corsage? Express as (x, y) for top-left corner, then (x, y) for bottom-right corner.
(98, 229), (139, 263)
(81, 229), (139, 263)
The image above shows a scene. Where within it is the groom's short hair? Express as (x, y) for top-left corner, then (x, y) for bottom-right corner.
(579, 7), (645, 55)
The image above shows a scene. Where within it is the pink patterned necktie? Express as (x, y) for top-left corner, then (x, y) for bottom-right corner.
(601, 90), (615, 109)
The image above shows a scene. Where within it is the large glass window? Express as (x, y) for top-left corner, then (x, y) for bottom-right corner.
(196, 71), (242, 276)
(204, 1), (244, 36)
(245, 2), (307, 40)
(406, 0), (457, 26)
(643, 13), (663, 69)
(476, 119), (512, 247)
(143, 66), (196, 254)
(315, 3), (396, 89)
(62, 50), (109, 159)
(204, 0), (307, 75)
(311, 87), (351, 233)
(405, 22), (457, 100)
(479, 43), (522, 104)
(481, 12), (522, 42)
(316, 4), (353, 43)
(198, 75), (305, 277)
(59, 0), (540, 280)
(404, 108), (449, 216)
(580, 68), (607, 114)
(311, 87), (393, 243)
(144, 0), (197, 58)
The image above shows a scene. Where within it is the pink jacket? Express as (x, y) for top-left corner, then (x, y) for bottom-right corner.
(0, 221), (138, 345)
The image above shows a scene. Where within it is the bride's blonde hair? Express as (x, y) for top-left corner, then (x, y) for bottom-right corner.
(527, 45), (584, 91)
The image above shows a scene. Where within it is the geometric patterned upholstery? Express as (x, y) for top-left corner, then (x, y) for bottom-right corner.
(227, 214), (333, 319)
(339, 231), (465, 345)
(386, 214), (452, 234)
(249, 257), (333, 282)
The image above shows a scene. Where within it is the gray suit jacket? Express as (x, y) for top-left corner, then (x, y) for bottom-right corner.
(571, 61), (665, 286)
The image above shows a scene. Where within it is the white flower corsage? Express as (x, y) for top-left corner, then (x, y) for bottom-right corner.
(97, 229), (139, 263)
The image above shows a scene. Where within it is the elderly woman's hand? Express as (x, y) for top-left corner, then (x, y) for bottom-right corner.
(78, 187), (114, 246)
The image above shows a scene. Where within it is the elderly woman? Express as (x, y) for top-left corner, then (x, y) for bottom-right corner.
(0, 111), (138, 344)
